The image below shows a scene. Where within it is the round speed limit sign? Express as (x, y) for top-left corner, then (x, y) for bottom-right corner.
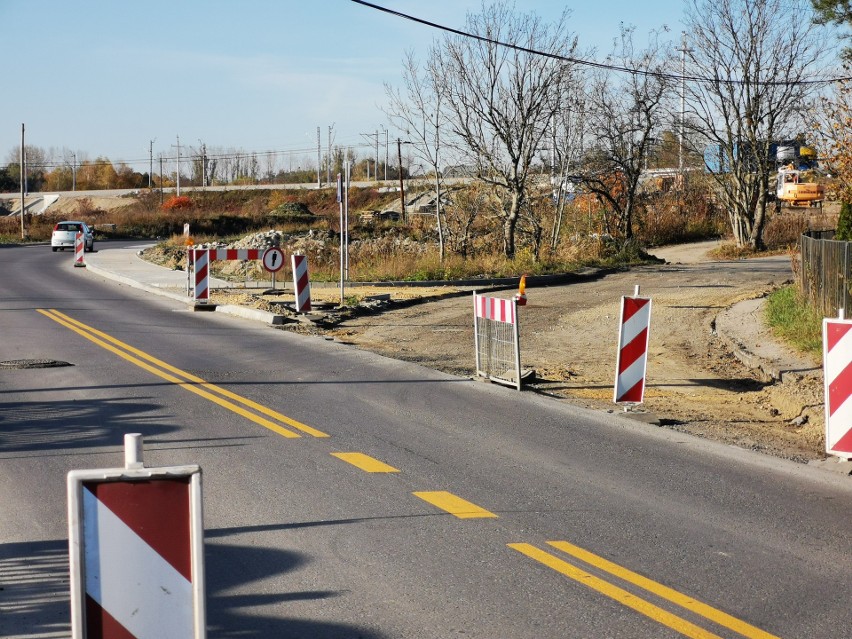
(261, 247), (285, 273)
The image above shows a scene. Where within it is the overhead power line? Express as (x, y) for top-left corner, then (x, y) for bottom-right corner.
(350, 0), (850, 86)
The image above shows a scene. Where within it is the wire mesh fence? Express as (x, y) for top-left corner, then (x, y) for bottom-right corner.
(800, 231), (852, 318)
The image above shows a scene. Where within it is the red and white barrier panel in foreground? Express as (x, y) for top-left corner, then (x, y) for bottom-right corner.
(823, 314), (852, 458)
(292, 254), (311, 312)
(74, 232), (85, 267)
(68, 434), (205, 639)
(614, 292), (652, 404)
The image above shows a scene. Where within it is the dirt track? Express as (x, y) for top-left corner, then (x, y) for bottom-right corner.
(326, 242), (825, 462)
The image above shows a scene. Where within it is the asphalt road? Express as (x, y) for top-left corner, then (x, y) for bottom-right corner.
(1, 241), (850, 639)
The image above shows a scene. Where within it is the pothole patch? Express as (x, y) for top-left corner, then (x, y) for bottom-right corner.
(0, 359), (74, 369)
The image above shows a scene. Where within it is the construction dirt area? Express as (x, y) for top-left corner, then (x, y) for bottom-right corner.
(301, 242), (825, 464)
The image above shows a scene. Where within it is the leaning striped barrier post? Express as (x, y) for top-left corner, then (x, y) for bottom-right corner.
(473, 292), (522, 391)
(614, 286), (652, 405)
(292, 254), (312, 312)
(74, 231), (85, 268)
(823, 308), (852, 459)
(67, 434), (206, 639)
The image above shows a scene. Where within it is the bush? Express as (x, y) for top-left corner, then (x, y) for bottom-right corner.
(763, 210), (810, 249)
(836, 201), (852, 241)
(162, 196), (193, 211)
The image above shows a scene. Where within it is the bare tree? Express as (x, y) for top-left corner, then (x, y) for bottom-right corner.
(683, 0), (828, 249)
(575, 27), (673, 243)
(548, 84), (587, 251)
(429, 2), (578, 258)
(385, 50), (448, 259)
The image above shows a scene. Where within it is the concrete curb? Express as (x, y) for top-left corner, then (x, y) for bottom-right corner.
(713, 296), (821, 383)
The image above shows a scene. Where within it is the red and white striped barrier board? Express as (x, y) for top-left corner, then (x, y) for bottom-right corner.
(74, 231), (85, 267)
(194, 249), (209, 303)
(68, 465), (205, 639)
(823, 317), (852, 457)
(207, 248), (262, 261)
(614, 295), (652, 404)
(475, 295), (517, 325)
(187, 248), (264, 264)
(292, 254), (311, 312)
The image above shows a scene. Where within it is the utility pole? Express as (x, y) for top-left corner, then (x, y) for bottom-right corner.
(172, 135), (182, 197)
(159, 155), (164, 205)
(198, 140), (207, 188)
(149, 139), (155, 189)
(71, 152), (77, 192)
(19, 123), (25, 239)
(397, 138), (406, 220)
(375, 129), (379, 182)
(677, 32), (693, 174)
(327, 123), (335, 186)
(384, 128), (389, 181)
(316, 126), (321, 187)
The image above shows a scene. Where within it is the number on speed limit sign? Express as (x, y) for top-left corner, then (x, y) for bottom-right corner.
(262, 247), (285, 273)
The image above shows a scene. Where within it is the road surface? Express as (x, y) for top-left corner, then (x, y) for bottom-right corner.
(0, 241), (849, 638)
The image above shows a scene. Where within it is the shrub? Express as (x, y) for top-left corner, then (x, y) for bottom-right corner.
(763, 210), (809, 249)
(836, 201), (852, 241)
(162, 196), (193, 211)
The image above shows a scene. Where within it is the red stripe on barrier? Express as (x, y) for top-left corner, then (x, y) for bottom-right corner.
(86, 594), (136, 639)
(618, 328), (648, 374)
(622, 297), (649, 323)
(828, 359), (852, 417)
(832, 428), (852, 453)
(618, 378), (645, 404)
(827, 321), (852, 352)
(86, 479), (192, 581)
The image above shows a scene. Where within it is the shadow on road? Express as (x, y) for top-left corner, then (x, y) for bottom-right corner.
(0, 396), (179, 454)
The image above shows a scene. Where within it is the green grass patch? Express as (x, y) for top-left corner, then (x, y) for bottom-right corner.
(765, 285), (823, 356)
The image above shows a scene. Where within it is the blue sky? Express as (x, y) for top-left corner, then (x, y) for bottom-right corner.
(1, 0), (688, 170)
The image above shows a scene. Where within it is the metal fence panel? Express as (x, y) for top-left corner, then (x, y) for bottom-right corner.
(800, 232), (852, 317)
(473, 293), (522, 390)
(798, 231), (852, 317)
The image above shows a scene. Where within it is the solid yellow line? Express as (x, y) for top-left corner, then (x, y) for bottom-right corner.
(547, 540), (782, 639)
(508, 543), (723, 639)
(46, 309), (328, 438)
(331, 452), (400, 473)
(413, 491), (498, 519)
(37, 309), (300, 438)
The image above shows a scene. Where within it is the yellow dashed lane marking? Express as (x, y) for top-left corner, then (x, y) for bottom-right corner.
(332, 452), (400, 473)
(413, 491), (497, 519)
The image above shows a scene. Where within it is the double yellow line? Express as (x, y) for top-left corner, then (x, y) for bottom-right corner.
(510, 541), (781, 639)
(37, 309), (328, 439)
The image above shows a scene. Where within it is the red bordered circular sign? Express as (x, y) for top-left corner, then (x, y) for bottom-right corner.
(261, 247), (285, 273)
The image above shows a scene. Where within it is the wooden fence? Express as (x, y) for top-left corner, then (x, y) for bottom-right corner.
(799, 230), (852, 317)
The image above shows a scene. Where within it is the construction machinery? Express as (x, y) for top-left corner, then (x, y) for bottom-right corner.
(775, 164), (824, 210)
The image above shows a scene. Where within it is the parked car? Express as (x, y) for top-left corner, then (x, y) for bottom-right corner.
(51, 221), (94, 252)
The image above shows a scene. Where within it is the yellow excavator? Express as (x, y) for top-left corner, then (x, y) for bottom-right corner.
(775, 163), (824, 210)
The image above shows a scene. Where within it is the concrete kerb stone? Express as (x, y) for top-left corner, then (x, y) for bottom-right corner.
(713, 295), (821, 384)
